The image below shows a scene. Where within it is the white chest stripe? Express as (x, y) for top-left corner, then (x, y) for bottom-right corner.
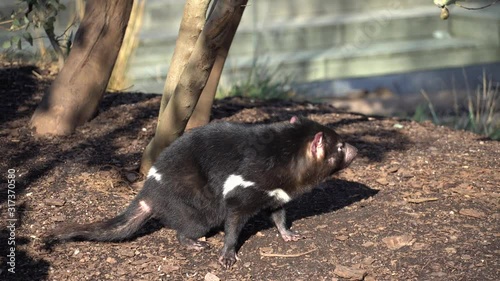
(268, 189), (291, 203)
(147, 166), (162, 182)
(223, 174), (255, 197)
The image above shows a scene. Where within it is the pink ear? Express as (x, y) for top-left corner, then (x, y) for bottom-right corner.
(311, 132), (324, 158)
(290, 116), (298, 123)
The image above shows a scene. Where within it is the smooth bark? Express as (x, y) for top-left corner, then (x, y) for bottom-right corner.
(31, 0), (133, 135)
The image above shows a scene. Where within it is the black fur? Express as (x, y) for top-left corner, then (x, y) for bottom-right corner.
(46, 118), (357, 268)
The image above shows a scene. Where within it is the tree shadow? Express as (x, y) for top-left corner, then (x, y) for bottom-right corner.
(0, 203), (50, 280)
(0, 65), (46, 126)
(237, 179), (378, 250)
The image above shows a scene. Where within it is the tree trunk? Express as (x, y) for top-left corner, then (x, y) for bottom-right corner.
(185, 6), (241, 130)
(31, 0), (133, 135)
(108, 0), (147, 91)
(157, 0), (210, 121)
(140, 0), (247, 174)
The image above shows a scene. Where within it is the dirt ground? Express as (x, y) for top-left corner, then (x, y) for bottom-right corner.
(0, 64), (498, 281)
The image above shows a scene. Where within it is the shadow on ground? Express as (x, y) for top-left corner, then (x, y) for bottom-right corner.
(0, 203), (50, 281)
(238, 179), (378, 250)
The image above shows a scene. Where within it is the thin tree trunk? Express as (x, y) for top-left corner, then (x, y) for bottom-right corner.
(185, 5), (241, 130)
(44, 27), (66, 70)
(140, 0), (247, 174)
(108, 0), (147, 91)
(31, 0), (133, 135)
(157, 0), (211, 119)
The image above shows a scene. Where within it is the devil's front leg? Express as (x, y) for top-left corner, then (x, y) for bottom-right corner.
(219, 209), (250, 269)
(271, 206), (303, 242)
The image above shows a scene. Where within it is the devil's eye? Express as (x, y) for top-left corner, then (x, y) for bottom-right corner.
(337, 143), (343, 152)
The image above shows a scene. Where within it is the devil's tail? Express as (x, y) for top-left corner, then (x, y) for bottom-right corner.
(44, 199), (153, 246)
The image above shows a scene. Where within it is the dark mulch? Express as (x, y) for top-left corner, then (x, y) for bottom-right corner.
(0, 64), (498, 280)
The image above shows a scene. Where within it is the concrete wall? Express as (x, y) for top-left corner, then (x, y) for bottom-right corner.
(129, 0), (500, 95)
(1, 0), (499, 97)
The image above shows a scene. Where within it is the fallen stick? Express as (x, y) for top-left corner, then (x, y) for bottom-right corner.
(259, 247), (317, 258)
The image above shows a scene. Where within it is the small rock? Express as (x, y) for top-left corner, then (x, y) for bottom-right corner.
(125, 172), (139, 183)
(459, 209), (486, 219)
(382, 235), (415, 250)
(393, 123), (404, 129)
(387, 166), (399, 173)
(333, 264), (367, 281)
(44, 198), (66, 207)
(106, 257), (117, 264)
(204, 272), (220, 281)
(376, 177), (389, 186)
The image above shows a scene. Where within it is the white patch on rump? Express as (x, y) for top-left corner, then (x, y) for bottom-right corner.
(147, 166), (162, 182)
(139, 200), (151, 213)
(268, 189), (291, 203)
(223, 174), (255, 197)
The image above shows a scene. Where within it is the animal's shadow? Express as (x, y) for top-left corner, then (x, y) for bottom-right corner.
(237, 179), (377, 250)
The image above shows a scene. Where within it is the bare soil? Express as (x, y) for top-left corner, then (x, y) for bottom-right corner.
(0, 64), (498, 281)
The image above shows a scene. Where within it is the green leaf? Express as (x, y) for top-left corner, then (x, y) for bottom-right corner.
(12, 18), (20, 28)
(11, 36), (21, 50)
(2, 40), (11, 49)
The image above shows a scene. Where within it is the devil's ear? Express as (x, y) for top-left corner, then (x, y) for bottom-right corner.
(310, 132), (325, 160)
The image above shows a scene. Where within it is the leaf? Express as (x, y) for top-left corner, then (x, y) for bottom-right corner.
(12, 18), (21, 28)
(2, 40), (11, 49)
(11, 36), (21, 50)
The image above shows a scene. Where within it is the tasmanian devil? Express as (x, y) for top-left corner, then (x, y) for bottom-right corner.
(46, 117), (357, 268)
